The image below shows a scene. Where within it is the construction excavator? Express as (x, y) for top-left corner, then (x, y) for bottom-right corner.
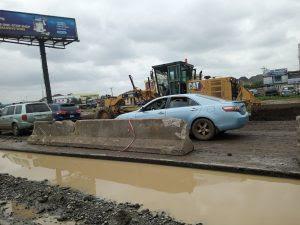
(97, 60), (260, 119)
(96, 75), (157, 119)
(145, 60), (261, 110)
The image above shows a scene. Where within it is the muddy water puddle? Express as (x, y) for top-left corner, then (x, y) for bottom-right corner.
(0, 150), (299, 225)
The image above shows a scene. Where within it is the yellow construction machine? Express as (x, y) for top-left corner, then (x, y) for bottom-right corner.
(146, 61), (261, 110)
(96, 75), (157, 119)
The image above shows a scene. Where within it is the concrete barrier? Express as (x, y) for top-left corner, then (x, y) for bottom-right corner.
(28, 118), (194, 155)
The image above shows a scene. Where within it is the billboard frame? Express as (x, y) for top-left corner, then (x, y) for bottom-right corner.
(0, 10), (80, 103)
(0, 9), (79, 49)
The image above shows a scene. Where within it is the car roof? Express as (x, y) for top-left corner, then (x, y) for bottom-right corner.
(151, 94), (226, 103)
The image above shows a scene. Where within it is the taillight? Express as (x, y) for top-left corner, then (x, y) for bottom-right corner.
(57, 110), (67, 115)
(222, 106), (240, 112)
(21, 114), (27, 121)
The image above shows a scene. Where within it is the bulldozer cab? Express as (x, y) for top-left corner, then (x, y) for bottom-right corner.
(152, 61), (194, 95)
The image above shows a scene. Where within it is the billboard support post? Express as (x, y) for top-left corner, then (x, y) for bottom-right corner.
(39, 39), (52, 104)
(0, 10), (79, 103)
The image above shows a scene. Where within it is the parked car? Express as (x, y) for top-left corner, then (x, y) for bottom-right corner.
(50, 103), (81, 121)
(265, 87), (279, 96)
(249, 89), (258, 96)
(86, 99), (98, 108)
(0, 102), (52, 136)
(116, 94), (249, 140)
(281, 86), (297, 96)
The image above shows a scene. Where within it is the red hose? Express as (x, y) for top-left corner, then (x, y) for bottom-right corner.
(121, 119), (136, 152)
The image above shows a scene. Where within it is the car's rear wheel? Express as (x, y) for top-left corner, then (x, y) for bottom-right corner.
(12, 123), (21, 136)
(192, 118), (215, 141)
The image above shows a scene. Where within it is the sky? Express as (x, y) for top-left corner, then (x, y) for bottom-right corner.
(0, 0), (300, 103)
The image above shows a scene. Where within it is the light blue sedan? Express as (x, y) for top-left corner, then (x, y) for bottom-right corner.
(116, 94), (249, 140)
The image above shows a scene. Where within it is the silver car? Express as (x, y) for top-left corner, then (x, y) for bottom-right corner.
(0, 102), (52, 136)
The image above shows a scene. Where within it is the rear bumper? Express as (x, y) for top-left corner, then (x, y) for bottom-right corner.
(216, 113), (249, 131)
(18, 122), (34, 130)
(54, 115), (81, 121)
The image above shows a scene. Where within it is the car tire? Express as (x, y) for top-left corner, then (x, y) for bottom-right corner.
(12, 123), (21, 136)
(192, 118), (216, 141)
(97, 110), (112, 119)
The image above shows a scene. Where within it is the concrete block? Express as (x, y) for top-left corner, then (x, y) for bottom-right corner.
(28, 118), (194, 155)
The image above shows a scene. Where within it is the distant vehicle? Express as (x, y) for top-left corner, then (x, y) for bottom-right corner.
(0, 102), (52, 136)
(281, 86), (297, 96)
(86, 99), (97, 108)
(50, 103), (81, 121)
(117, 94), (249, 140)
(265, 87), (279, 96)
(249, 89), (258, 96)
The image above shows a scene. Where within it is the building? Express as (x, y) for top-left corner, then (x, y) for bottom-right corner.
(263, 68), (288, 86)
(263, 68), (300, 90)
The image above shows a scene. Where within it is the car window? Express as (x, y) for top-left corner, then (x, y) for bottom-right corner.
(15, 105), (22, 114)
(169, 97), (198, 108)
(7, 106), (15, 115)
(60, 104), (78, 112)
(26, 103), (50, 113)
(1, 107), (8, 116)
(50, 105), (59, 111)
(144, 98), (167, 111)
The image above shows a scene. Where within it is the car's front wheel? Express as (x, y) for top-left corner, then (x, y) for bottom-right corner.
(12, 123), (21, 136)
(192, 118), (216, 141)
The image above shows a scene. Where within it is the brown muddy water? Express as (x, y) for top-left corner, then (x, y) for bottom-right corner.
(0, 150), (299, 225)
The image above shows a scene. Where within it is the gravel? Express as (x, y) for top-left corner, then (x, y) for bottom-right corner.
(0, 173), (194, 225)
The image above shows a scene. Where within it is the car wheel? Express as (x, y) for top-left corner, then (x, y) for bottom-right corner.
(97, 111), (112, 119)
(192, 118), (215, 141)
(12, 123), (21, 136)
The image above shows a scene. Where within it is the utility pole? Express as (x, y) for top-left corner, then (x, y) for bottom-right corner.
(110, 87), (113, 96)
(39, 39), (53, 104)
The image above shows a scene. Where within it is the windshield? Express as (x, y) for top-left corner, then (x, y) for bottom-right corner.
(60, 104), (78, 112)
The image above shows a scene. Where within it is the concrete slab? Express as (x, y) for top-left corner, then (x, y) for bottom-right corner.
(28, 118), (194, 156)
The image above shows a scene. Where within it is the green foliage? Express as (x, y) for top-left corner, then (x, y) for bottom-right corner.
(243, 81), (263, 89)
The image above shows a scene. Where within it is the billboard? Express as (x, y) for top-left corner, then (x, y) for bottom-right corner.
(265, 68), (287, 77)
(0, 10), (78, 40)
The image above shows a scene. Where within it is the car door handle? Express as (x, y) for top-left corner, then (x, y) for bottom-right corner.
(158, 112), (164, 115)
(190, 108), (197, 111)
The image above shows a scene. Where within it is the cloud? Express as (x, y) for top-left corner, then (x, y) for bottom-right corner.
(0, 0), (300, 103)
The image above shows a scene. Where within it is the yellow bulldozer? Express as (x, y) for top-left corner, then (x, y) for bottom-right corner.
(146, 61), (261, 110)
(97, 61), (260, 119)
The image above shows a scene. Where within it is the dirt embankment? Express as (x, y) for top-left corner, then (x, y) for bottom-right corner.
(0, 174), (196, 225)
(251, 102), (300, 121)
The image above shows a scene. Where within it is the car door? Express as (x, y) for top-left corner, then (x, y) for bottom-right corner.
(135, 97), (168, 119)
(165, 96), (201, 123)
(0, 106), (15, 130)
(0, 107), (8, 130)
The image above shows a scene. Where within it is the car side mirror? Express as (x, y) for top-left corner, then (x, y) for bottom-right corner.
(140, 106), (145, 112)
